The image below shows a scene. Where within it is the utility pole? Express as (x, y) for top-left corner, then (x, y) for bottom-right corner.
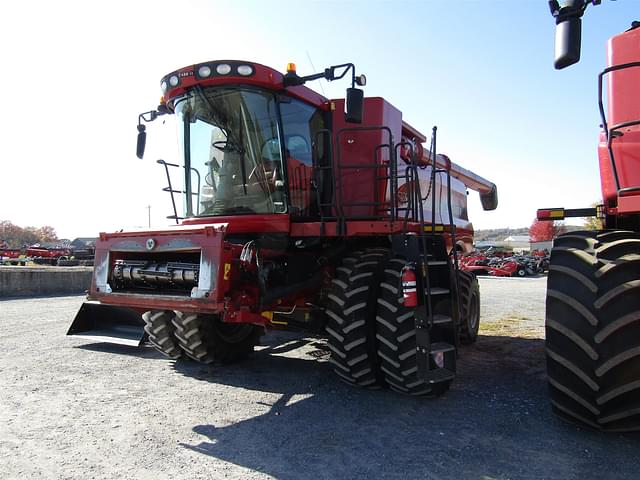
(147, 205), (151, 228)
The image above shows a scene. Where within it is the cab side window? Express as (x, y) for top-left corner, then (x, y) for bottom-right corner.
(280, 99), (326, 218)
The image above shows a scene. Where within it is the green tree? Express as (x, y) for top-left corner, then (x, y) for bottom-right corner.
(583, 202), (603, 230)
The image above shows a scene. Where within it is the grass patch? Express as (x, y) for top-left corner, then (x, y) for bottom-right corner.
(480, 313), (545, 339)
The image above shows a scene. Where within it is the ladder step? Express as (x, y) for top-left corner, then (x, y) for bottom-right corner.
(427, 260), (448, 266)
(423, 367), (455, 384)
(432, 315), (453, 326)
(427, 287), (450, 295)
(430, 342), (456, 354)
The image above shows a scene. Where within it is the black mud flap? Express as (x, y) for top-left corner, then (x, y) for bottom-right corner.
(67, 302), (147, 347)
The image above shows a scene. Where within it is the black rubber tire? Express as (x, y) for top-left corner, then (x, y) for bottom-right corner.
(325, 249), (389, 388)
(458, 270), (480, 345)
(375, 256), (453, 396)
(143, 310), (182, 359)
(545, 230), (640, 432)
(172, 312), (261, 364)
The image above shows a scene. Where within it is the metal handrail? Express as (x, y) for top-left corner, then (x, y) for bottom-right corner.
(597, 61), (640, 193)
(156, 159), (201, 223)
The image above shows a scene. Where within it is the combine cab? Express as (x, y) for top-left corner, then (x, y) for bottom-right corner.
(69, 60), (497, 396)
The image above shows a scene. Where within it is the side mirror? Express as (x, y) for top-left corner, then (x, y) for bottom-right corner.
(345, 87), (364, 124)
(136, 125), (146, 159)
(554, 15), (582, 69)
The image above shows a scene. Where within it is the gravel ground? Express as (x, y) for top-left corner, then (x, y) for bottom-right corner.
(1, 277), (639, 480)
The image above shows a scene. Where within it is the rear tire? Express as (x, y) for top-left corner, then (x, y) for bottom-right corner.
(325, 249), (389, 388)
(458, 270), (480, 345)
(143, 310), (182, 359)
(172, 312), (261, 364)
(546, 230), (640, 431)
(375, 256), (453, 396)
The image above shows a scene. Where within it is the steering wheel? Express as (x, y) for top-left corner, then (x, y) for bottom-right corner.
(212, 140), (244, 153)
(212, 140), (231, 152)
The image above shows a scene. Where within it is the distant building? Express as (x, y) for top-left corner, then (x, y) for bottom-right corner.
(71, 237), (97, 248)
(504, 235), (530, 250)
(473, 233), (556, 253)
(530, 240), (553, 251)
(474, 240), (503, 249)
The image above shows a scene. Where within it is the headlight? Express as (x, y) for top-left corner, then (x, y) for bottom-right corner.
(198, 65), (212, 78)
(237, 65), (253, 76)
(216, 64), (232, 75)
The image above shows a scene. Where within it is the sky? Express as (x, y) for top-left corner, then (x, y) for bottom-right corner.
(1, 0), (637, 239)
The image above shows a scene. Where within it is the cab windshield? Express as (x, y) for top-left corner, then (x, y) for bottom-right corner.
(174, 87), (285, 216)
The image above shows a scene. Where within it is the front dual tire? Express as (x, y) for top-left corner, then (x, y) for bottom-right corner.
(143, 310), (261, 364)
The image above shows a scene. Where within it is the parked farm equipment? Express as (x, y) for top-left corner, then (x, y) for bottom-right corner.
(68, 59), (497, 396)
(28, 244), (72, 266)
(459, 251), (548, 277)
(22, 239), (96, 266)
(0, 248), (28, 266)
(537, 1), (640, 431)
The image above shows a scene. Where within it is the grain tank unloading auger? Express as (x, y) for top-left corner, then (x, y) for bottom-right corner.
(69, 60), (497, 396)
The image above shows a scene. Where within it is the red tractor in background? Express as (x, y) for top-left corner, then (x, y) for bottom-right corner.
(68, 59), (498, 396)
(0, 247), (27, 266)
(539, 1), (640, 431)
(28, 244), (71, 265)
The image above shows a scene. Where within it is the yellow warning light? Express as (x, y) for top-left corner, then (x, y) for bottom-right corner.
(286, 62), (297, 73)
(159, 96), (166, 105)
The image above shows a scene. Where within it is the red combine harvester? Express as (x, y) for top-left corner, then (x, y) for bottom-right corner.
(539, 1), (640, 430)
(68, 60), (497, 395)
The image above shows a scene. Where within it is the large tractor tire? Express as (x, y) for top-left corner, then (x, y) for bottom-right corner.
(546, 230), (640, 432)
(172, 312), (262, 364)
(375, 256), (454, 396)
(325, 249), (389, 388)
(143, 310), (182, 359)
(458, 270), (480, 345)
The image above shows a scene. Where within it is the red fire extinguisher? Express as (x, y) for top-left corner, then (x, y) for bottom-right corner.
(401, 266), (418, 307)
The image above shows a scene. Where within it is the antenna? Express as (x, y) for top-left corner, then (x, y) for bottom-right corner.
(305, 51), (326, 97)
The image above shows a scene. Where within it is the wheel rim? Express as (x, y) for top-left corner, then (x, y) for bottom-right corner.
(468, 292), (479, 331)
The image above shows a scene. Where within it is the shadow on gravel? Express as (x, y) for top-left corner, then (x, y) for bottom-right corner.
(75, 342), (159, 358)
(172, 332), (640, 480)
